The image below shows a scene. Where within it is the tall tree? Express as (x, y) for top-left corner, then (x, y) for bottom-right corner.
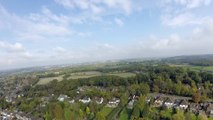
(172, 110), (185, 120)
(197, 113), (208, 120)
(192, 90), (201, 103)
(53, 104), (63, 120)
(86, 107), (90, 116)
(96, 112), (105, 120)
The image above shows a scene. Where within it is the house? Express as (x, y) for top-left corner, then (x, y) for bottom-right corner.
(154, 97), (164, 106)
(210, 110), (213, 117)
(41, 97), (50, 102)
(127, 95), (139, 109)
(69, 99), (75, 104)
(94, 97), (104, 104)
(179, 100), (189, 110)
(127, 99), (135, 109)
(132, 95), (139, 100)
(0, 111), (15, 120)
(77, 87), (85, 92)
(189, 103), (200, 114)
(163, 98), (174, 108)
(57, 94), (69, 102)
(41, 97), (50, 107)
(146, 97), (151, 103)
(206, 103), (213, 117)
(5, 96), (13, 103)
(173, 99), (181, 108)
(54, 72), (60, 75)
(107, 98), (120, 108)
(79, 97), (91, 103)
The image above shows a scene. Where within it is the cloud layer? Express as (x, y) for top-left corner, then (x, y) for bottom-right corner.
(0, 0), (213, 70)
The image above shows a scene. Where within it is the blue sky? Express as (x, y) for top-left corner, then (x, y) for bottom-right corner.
(0, 0), (213, 70)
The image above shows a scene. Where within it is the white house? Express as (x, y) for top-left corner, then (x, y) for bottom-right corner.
(57, 94), (69, 102)
(179, 100), (188, 110)
(5, 96), (13, 103)
(95, 97), (104, 104)
(69, 99), (75, 104)
(79, 97), (91, 103)
(107, 98), (120, 108)
(146, 97), (152, 103)
(164, 98), (174, 108)
(127, 99), (135, 109)
(154, 97), (164, 106)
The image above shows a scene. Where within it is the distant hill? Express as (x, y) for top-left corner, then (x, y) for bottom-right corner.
(162, 54), (213, 66)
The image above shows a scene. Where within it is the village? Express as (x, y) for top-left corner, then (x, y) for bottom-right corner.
(0, 80), (213, 120)
(39, 87), (213, 119)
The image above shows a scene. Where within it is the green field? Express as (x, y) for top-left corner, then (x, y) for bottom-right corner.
(209, 117), (213, 120)
(99, 106), (114, 118)
(108, 72), (136, 78)
(169, 64), (213, 72)
(69, 71), (136, 79)
(68, 71), (102, 79)
(37, 76), (64, 85)
(119, 108), (131, 120)
(36, 71), (136, 85)
(187, 66), (213, 72)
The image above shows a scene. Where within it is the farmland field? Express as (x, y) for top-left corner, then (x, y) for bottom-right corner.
(169, 64), (213, 72)
(187, 66), (213, 72)
(68, 71), (102, 79)
(36, 71), (136, 85)
(108, 72), (136, 78)
(37, 75), (64, 85)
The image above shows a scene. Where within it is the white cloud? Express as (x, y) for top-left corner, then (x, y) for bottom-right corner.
(54, 47), (66, 53)
(114, 18), (124, 26)
(174, 0), (212, 8)
(133, 21), (213, 57)
(0, 6), (82, 42)
(1, 20), (213, 70)
(159, 0), (212, 27)
(0, 41), (25, 53)
(102, 0), (132, 14)
(55, 0), (133, 15)
(162, 12), (212, 27)
(0, 41), (35, 60)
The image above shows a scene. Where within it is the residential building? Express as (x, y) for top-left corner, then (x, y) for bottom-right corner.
(79, 97), (91, 103)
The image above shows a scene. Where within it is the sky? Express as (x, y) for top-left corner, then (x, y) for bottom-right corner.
(0, 0), (213, 70)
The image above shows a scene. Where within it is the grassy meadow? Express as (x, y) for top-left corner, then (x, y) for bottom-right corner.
(37, 76), (64, 85)
(36, 71), (136, 85)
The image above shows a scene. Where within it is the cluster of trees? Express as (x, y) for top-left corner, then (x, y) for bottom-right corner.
(163, 54), (213, 66)
(159, 108), (208, 120)
(28, 65), (213, 100)
(44, 100), (106, 120)
(76, 65), (212, 99)
(0, 98), (11, 109)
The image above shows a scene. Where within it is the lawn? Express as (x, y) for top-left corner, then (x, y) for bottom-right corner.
(99, 106), (114, 118)
(187, 66), (213, 72)
(36, 71), (136, 85)
(68, 71), (102, 79)
(36, 76), (64, 85)
(119, 108), (131, 120)
(169, 64), (213, 72)
(209, 117), (213, 120)
(108, 72), (136, 78)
